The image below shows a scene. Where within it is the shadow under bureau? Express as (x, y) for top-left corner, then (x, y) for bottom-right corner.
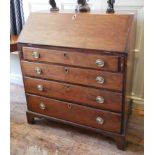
(17, 11), (135, 150)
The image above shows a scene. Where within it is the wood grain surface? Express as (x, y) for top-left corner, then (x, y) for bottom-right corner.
(26, 94), (121, 133)
(18, 12), (133, 52)
(21, 61), (123, 91)
(24, 77), (122, 112)
(23, 46), (120, 72)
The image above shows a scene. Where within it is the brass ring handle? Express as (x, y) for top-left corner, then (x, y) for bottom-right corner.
(96, 96), (104, 104)
(37, 85), (44, 91)
(96, 117), (104, 125)
(96, 59), (104, 68)
(32, 51), (40, 59)
(35, 67), (42, 75)
(39, 103), (46, 110)
(96, 76), (104, 84)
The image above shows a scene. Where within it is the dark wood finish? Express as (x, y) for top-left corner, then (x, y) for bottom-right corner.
(17, 12), (133, 52)
(24, 77), (122, 112)
(10, 35), (18, 52)
(23, 46), (120, 72)
(21, 61), (123, 91)
(26, 111), (35, 124)
(18, 12), (135, 150)
(10, 44), (18, 52)
(26, 94), (121, 133)
(114, 135), (126, 150)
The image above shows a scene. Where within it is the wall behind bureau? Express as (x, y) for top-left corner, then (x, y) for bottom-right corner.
(11, 0), (144, 107)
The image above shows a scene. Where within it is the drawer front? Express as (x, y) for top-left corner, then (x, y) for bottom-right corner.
(24, 77), (122, 112)
(21, 61), (123, 91)
(23, 47), (119, 72)
(26, 94), (121, 133)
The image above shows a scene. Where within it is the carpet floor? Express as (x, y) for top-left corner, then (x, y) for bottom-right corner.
(10, 84), (144, 155)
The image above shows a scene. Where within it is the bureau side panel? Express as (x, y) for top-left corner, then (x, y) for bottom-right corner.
(122, 15), (136, 134)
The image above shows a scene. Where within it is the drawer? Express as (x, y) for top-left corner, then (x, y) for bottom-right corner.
(21, 61), (123, 91)
(26, 94), (122, 133)
(24, 77), (122, 112)
(23, 47), (120, 72)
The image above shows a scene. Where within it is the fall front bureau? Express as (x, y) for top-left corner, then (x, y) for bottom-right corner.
(17, 12), (135, 150)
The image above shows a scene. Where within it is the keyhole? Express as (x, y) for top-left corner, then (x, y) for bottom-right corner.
(68, 104), (72, 109)
(72, 14), (76, 20)
(64, 68), (69, 74)
(64, 53), (67, 57)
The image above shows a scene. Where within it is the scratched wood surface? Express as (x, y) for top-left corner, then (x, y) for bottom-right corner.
(10, 84), (143, 155)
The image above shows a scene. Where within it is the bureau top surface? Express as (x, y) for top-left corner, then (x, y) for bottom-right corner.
(18, 12), (133, 53)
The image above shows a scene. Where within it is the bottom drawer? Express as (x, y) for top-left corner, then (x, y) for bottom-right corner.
(26, 94), (121, 133)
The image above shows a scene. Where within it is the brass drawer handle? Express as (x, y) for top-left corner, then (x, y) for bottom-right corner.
(64, 67), (69, 74)
(35, 67), (42, 75)
(96, 59), (104, 67)
(32, 51), (40, 59)
(96, 96), (104, 104)
(96, 117), (104, 125)
(96, 76), (104, 84)
(37, 85), (44, 91)
(39, 103), (46, 110)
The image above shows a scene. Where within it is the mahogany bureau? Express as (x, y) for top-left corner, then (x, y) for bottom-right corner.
(17, 11), (135, 150)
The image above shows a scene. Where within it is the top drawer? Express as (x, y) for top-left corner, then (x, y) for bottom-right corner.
(23, 47), (120, 72)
